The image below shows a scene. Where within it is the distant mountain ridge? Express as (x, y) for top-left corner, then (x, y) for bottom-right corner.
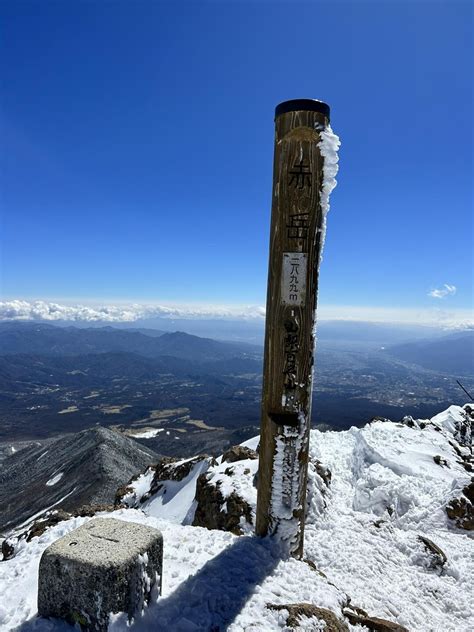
(0, 323), (261, 361)
(0, 350), (263, 395)
(0, 426), (160, 532)
(386, 329), (474, 376)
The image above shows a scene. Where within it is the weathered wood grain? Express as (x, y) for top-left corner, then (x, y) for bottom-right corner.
(256, 104), (329, 558)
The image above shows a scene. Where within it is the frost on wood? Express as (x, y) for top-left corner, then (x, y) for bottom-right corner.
(316, 123), (341, 256)
(269, 415), (308, 554)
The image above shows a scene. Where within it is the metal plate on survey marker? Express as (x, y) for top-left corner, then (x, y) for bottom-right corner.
(281, 252), (307, 306)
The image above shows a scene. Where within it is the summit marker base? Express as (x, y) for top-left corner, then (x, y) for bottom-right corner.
(38, 517), (163, 631)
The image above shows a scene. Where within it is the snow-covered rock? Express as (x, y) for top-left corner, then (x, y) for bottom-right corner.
(116, 455), (215, 525)
(192, 455), (258, 535)
(0, 405), (472, 631)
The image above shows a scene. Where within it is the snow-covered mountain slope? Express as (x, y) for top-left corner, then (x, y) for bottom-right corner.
(0, 405), (472, 631)
(0, 427), (160, 532)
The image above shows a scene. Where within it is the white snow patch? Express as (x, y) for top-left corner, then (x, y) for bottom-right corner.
(122, 469), (156, 506)
(45, 472), (64, 487)
(133, 429), (165, 439)
(240, 435), (259, 451)
(141, 459), (209, 525)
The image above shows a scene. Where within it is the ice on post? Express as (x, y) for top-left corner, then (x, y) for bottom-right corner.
(256, 99), (340, 558)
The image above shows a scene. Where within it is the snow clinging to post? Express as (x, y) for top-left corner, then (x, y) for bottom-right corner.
(317, 124), (341, 254)
(269, 416), (307, 554)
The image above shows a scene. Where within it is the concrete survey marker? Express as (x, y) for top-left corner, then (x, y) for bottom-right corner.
(38, 517), (163, 631)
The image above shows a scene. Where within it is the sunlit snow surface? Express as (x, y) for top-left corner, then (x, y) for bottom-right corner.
(0, 406), (472, 631)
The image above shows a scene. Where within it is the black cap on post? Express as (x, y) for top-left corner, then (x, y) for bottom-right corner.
(275, 99), (330, 121)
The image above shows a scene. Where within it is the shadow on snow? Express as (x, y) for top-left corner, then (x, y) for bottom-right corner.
(16, 534), (284, 632)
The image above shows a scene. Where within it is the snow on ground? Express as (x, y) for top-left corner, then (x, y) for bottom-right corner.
(0, 406), (472, 631)
(141, 458), (209, 524)
(121, 457), (212, 525)
(0, 510), (349, 632)
(304, 407), (473, 632)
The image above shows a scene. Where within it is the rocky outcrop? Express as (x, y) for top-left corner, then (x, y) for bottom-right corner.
(267, 603), (349, 631)
(344, 603), (369, 617)
(1, 537), (15, 561)
(221, 445), (258, 464)
(343, 610), (409, 632)
(446, 478), (474, 530)
(25, 509), (73, 542)
(192, 473), (253, 535)
(457, 405), (473, 447)
(151, 455), (214, 483)
(433, 455), (449, 467)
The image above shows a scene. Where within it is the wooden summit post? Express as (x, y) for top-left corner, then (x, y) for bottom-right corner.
(256, 99), (331, 558)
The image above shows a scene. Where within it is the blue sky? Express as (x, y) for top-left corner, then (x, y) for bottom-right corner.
(1, 1), (472, 324)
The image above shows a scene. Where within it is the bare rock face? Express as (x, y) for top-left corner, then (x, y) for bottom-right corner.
(267, 603), (349, 631)
(463, 478), (474, 503)
(457, 405), (473, 447)
(221, 445), (258, 464)
(446, 478), (474, 530)
(142, 455), (214, 503)
(1, 537), (15, 561)
(151, 455), (215, 483)
(192, 473), (253, 535)
(343, 610), (409, 632)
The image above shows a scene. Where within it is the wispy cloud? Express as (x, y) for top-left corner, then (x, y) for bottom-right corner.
(428, 284), (457, 299)
(0, 299), (472, 329)
(0, 300), (266, 323)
